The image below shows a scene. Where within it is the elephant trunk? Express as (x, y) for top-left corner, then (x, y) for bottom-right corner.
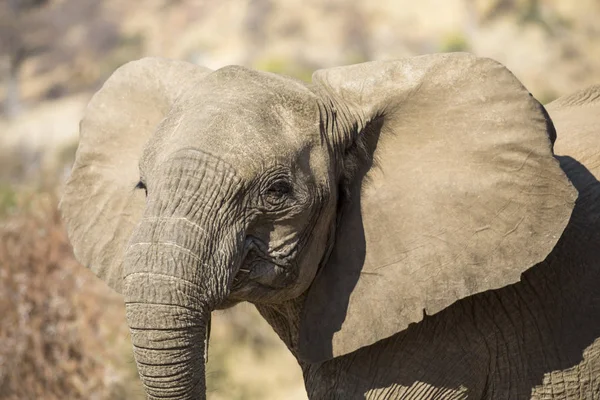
(123, 216), (239, 400)
(126, 300), (209, 399)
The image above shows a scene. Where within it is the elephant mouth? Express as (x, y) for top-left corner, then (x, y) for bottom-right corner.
(230, 236), (298, 292)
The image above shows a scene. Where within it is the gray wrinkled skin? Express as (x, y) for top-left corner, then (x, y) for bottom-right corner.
(60, 54), (600, 399)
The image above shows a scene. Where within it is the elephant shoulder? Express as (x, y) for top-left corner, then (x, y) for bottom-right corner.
(547, 85), (600, 110)
(547, 85), (600, 179)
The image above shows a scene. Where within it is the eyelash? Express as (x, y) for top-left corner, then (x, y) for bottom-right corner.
(265, 180), (292, 200)
(135, 180), (147, 196)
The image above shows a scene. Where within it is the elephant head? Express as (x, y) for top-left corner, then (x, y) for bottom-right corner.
(60, 54), (576, 399)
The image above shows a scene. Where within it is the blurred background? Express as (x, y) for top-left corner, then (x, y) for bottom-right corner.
(0, 0), (599, 399)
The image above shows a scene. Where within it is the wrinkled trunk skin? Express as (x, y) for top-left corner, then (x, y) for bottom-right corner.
(120, 151), (242, 399)
(123, 214), (236, 400)
(126, 297), (208, 400)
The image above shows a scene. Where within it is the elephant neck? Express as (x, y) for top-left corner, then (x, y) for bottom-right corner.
(253, 294), (307, 358)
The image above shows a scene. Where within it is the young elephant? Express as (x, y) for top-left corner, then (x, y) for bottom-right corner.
(61, 54), (600, 399)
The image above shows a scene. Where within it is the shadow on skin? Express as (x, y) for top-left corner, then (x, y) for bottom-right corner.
(300, 119), (384, 360)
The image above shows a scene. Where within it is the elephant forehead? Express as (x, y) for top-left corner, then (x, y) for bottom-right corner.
(153, 81), (321, 177)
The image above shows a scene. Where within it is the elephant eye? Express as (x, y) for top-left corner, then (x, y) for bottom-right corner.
(264, 179), (292, 206)
(135, 180), (147, 196)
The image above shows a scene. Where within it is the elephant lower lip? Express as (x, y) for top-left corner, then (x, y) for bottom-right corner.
(249, 259), (295, 286)
(235, 246), (294, 286)
(231, 268), (295, 293)
(231, 280), (287, 297)
(231, 241), (298, 296)
(245, 236), (296, 267)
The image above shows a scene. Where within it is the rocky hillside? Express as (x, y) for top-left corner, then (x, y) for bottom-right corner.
(3, 0), (600, 159)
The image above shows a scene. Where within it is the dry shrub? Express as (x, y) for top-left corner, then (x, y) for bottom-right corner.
(0, 192), (141, 400)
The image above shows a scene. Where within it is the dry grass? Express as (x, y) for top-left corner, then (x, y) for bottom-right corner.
(0, 192), (143, 400)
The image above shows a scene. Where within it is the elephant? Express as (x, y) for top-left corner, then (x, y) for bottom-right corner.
(60, 53), (600, 399)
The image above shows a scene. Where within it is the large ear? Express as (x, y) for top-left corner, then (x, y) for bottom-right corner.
(60, 57), (211, 294)
(546, 85), (600, 178)
(299, 53), (577, 362)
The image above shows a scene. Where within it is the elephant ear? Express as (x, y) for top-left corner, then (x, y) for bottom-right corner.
(298, 53), (577, 363)
(546, 85), (600, 178)
(60, 57), (211, 294)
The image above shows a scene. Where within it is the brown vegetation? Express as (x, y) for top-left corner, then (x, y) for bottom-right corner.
(0, 193), (142, 399)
